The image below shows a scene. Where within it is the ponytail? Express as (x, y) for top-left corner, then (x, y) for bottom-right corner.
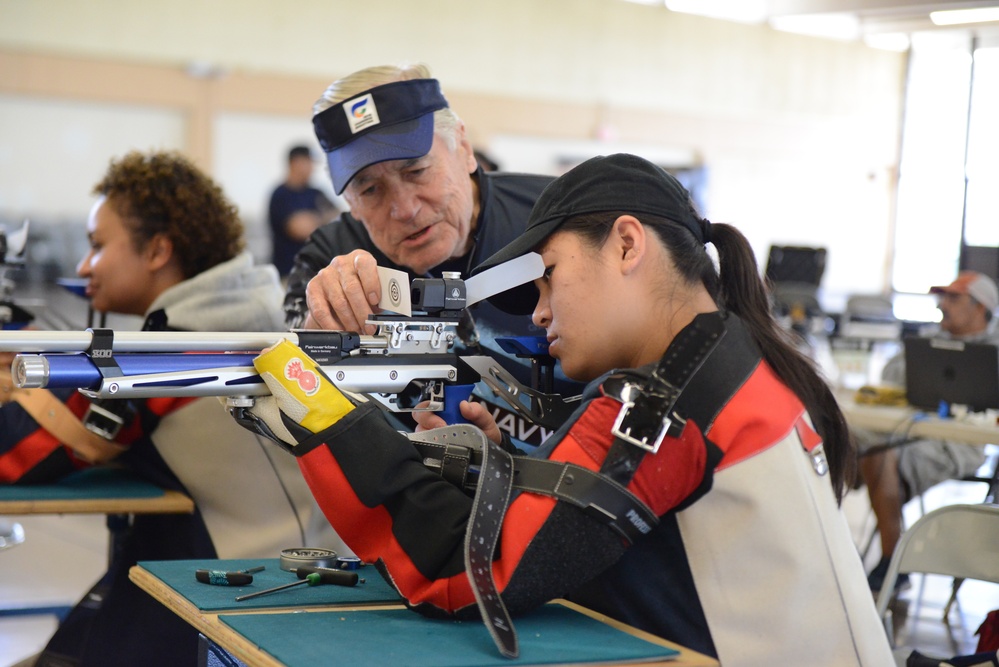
(711, 222), (855, 502)
(561, 210), (855, 502)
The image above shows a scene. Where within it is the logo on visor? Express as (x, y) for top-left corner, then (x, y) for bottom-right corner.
(344, 93), (380, 134)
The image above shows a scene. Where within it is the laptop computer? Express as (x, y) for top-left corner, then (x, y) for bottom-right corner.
(903, 337), (999, 412)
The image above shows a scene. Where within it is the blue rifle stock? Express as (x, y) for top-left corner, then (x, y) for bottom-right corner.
(7, 324), (483, 418)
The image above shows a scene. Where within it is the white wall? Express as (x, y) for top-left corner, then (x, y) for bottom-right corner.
(0, 95), (185, 219)
(212, 112), (339, 262)
(0, 0), (902, 118)
(0, 0), (907, 307)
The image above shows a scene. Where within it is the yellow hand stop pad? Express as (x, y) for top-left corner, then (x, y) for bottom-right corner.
(253, 339), (355, 433)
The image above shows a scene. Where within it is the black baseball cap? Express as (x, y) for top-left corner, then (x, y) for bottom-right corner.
(312, 79), (449, 194)
(472, 153), (705, 315)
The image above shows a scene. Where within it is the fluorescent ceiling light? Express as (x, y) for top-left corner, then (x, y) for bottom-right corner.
(930, 6), (999, 26)
(665, 0), (768, 24)
(770, 12), (860, 40)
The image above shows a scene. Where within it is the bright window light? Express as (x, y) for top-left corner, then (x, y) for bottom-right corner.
(963, 48), (999, 246)
(664, 0), (768, 24)
(930, 6), (999, 26)
(864, 33), (911, 52)
(891, 38), (973, 295)
(769, 12), (860, 40)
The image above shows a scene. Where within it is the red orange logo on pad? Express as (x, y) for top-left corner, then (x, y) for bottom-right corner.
(284, 358), (319, 396)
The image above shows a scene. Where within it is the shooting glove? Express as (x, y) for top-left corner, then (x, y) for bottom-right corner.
(244, 339), (355, 448)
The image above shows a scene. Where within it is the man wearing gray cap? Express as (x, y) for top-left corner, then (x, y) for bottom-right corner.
(284, 64), (579, 445)
(860, 270), (999, 594)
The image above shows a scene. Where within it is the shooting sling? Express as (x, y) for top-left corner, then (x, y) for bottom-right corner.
(1, 369), (125, 464)
(413, 311), (730, 658)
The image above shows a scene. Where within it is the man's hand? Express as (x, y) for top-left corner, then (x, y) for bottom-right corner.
(285, 210), (325, 243)
(413, 400), (503, 446)
(304, 249), (382, 334)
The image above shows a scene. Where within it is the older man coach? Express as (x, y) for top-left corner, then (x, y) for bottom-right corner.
(283, 63), (580, 446)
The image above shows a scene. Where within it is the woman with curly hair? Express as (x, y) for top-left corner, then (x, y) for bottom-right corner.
(75, 151), (253, 322)
(2, 151), (344, 666)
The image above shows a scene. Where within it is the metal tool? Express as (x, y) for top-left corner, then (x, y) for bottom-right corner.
(234, 567), (360, 602)
(293, 565), (364, 585)
(335, 556), (363, 570)
(278, 547), (338, 572)
(195, 565), (265, 586)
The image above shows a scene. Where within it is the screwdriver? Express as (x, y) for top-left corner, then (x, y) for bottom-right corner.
(293, 565), (364, 586)
(234, 567), (360, 602)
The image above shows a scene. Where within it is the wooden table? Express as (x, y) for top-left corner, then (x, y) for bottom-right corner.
(0, 467), (194, 619)
(0, 467), (194, 565)
(130, 561), (719, 667)
(0, 488), (193, 516)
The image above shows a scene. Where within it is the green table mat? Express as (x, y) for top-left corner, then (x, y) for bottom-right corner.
(0, 467), (164, 500)
(219, 605), (679, 666)
(138, 558), (403, 611)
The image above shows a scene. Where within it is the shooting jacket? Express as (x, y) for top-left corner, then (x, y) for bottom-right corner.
(0, 252), (344, 666)
(284, 169), (584, 446)
(289, 311), (893, 666)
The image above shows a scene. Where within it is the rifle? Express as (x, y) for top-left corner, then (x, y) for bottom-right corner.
(1, 255), (573, 428)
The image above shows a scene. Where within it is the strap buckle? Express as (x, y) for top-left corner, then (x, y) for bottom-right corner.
(82, 399), (134, 440)
(610, 385), (685, 454)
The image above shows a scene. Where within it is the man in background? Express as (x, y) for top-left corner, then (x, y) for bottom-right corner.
(267, 145), (337, 277)
(860, 270), (999, 593)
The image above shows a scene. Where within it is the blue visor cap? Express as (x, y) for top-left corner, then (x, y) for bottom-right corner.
(313, 79), (449, 194)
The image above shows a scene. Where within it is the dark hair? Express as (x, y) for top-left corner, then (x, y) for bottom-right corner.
(288, 145), (313, 161)
(93, 151), (245, 280)
(564, 210), (855, 503)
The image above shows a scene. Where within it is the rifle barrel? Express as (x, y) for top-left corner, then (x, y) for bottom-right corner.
(0, 330), (300, 353)
(14, 353), (257, 390)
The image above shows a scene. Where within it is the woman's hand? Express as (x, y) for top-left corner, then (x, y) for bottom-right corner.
(413, 400), (503, 446)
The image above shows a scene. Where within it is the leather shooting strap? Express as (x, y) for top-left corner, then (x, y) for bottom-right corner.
(409, 425), (518, 658)
(511, 457), (658, 544)
(412, 434), (659, 546)
(1, 369), (125, 464)
(408, 431), (483, 494)
(466, 437), (518, 658)
(408, 313), (735, 659)
(600, 311), (727, 486)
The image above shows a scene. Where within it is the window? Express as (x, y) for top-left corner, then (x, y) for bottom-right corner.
(964, 46), (999, 247)
(891, 31), (972, 296)
(892, 33), (999, 311)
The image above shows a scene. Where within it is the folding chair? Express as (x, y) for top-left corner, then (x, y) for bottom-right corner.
(961, 444), (999, 506)
(875, 503), (999, 647)
(943, 449), (999, 616)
